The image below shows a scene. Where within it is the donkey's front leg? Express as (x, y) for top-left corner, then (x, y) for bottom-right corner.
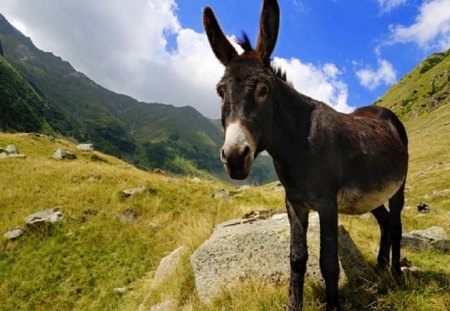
(317, 199), (341, 311)
(286, 199), (309, 311)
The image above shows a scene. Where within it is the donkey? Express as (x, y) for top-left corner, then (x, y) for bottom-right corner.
(203, 0), (408, 310)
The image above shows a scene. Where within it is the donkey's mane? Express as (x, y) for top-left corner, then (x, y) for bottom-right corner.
(237, 32), (287, 82)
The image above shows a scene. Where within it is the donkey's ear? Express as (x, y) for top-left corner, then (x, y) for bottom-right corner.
(256, 0), (280, 63)
(203, 7), (238, 66)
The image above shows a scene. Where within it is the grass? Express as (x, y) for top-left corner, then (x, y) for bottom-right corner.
(1, 111), (449, 311)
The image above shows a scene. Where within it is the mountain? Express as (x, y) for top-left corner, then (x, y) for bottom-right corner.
(0, 52), (80, 135)
(377, 49), (450, 121)
(377, 48), (449, 210)
(0, 14), (276, 184)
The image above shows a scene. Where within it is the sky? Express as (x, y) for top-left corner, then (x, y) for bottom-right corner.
(0, 0), (449, 118)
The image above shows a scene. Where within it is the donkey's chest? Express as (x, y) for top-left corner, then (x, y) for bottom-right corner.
(336, 180), (403, 215)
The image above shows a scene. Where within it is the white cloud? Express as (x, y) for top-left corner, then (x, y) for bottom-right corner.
(388, 0), (450, 50)
(356, 59), (397, 90)
(0, 0), (354, 117)
(273, 58), (353, 113)
(377, 0), (406, 13)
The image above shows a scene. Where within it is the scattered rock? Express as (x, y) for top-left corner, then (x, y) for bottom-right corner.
(25, 208), (64, 226)
(117, 208), (138, 224)
(154, 246), (188, 286)
(4, 228), (24, 240)
(53, 148), (77, 160)
(153, 168), (166, 175)
(432, 190), (445, 197)
(112, 287), (127, 294)
(0, 152), (8, 159)
(190, 212), (367, 302)
(402, 226), (450, 252)
(122, 187), (145, 197)
(150, 299), (176, 311)
(238, 185), (252, 191)
(5, 144), (18, 154)
(417, 202), (430, 213)
(213, 189), (230, 200)
(191, 177), (201, 183)
(76, 143), (94, 152)
(6, 153), (26, 159)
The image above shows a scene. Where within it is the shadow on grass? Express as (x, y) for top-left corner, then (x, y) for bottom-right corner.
(309, 262), (450, 311)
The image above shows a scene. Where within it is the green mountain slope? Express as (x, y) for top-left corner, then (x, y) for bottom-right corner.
(377, 49), (450, 211)
(0, 14), (276, 184)
(0, 53), (79, 135)
(377, 49), (450, 120)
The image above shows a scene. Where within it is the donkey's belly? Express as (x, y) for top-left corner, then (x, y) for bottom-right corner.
(337, 180), (403, 215)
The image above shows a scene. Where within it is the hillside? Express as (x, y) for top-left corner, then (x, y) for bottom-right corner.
(0, 14), (277, 184)
(0, 54), (79, 135)
(1, 128), (449, 311)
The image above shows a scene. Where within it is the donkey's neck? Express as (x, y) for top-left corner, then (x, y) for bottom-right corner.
(267, 79), (317, 163)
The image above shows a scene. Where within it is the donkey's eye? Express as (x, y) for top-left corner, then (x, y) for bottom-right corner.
(255, 83), (269, 102)
(217, 85), (226, 98)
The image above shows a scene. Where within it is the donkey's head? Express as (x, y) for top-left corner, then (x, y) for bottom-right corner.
(204, 0), (280, 180)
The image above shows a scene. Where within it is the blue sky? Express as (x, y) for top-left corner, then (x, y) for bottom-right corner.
(1, 0), (449, 118)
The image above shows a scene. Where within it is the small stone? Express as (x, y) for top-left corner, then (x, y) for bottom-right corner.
(150, 299), (176, 311)
(117, 208), (138, 224)
(0, 152), (8, 159)
(213, 189), (230, 200)
(417, 202), (430, 213)
(153, 168), (166, 175)
(5, 144), (18, 154)
(239, 185), (252, 191)
(25, 208), (64, 225)
(122, 187), (145, 197)
(112, 287), (127, 294)
(4, 228), (24, 240)
(76, 143), (94, 152)
(53, 148), (77, 160)
(432, 190), (445, 197)
(7, 154), (26, 159)
(191, 177), (201, 183)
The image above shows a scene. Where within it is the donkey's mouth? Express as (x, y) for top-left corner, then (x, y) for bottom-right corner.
(223, 155), (254, 180)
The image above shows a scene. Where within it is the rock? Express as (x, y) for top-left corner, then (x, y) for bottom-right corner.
(4, 228), (24, 240)
(0, 152), (8, 159)
(53, 148), (77, 160)
(6, 153), (26, 159)
(150, 299), (176, 311)
(238, 185), (252, 191)
(117, 208), (138, 224)
(154, 246), (188, 285)
(112, 287), (127, 294)
(153, 168), (166, 175)
(25, 208), (64, 225)
(5, 144), (18, 154)
(190, 212), (367, 302)
(213, 189), (230, 200)
(122, 187), (145, 197)
(402, 226), (450, 252)
(432, 190), (445, 197)
(417, 202), (430, 213)
(191, 177), (201, 183)
(76, 143), (94, 152)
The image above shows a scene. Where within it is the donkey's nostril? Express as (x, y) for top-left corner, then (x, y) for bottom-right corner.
(221, 149), (227, 161)
(243, 145), (251, 158)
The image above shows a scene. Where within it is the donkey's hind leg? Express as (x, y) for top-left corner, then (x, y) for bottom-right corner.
(371, 205), (390, 269)
(389, 183), (405, 276)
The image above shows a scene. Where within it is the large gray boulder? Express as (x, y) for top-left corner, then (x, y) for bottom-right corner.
(402, 226), (449, 252)
(190, 212), (367, 303)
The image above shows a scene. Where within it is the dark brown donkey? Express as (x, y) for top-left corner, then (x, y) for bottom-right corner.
(203, 0), (408, 310)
